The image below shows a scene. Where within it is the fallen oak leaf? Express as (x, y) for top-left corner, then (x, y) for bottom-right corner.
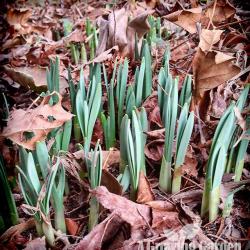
(1, 93), (73, 150)
(192, 48), (240, 106)
(65, 218), (79, 236)
(199, 29), (224, 52)
(75, 213), (126, 250)
(0, 218), (35, 242)
(101, 169), (123, 195)
(3, 66), (68, 94)
(136, 171), (155, 204)
(163, 7), (202, 34)
(7, 8), (32, 30)
(89, 46), (118, 64)
(92, 186), (151, 239)
(205, 0), (235, 25)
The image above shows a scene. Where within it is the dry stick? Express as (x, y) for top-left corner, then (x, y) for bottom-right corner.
(216, 18), (250, 29)
(206, 0), (217, 30)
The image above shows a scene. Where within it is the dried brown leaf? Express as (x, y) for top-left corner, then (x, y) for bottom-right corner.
(205, 0), (235, 24)
(164, 7), (202, 34)
(3, 66), (68, 93)
(193, 48), (240, 103)
(92, 186), (151, 238)
(101, 169), (123, 196)
(199, 29), (224, 52)
(65, 218), (79, 236)
(2, 94), (73, 150)
(136, 171), (154, 204)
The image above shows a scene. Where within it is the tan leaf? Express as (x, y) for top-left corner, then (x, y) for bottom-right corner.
(199, 29), (224, 52)
(136, 171), (154, 204)
(2, 94), (73, 150)
(164, 7), (202, 34)
(92, 186), (150, 233)
(75, 213), (125, 250)
(146, 200), (175, 211)
(193, 48), (240, 101)
(96, 5), (152, 58)
(90, 46), (118, 64)
(65, 218), (79, 236)
(151, 210), (181, 234)
(24, 238), (46, 250)
(3, 66), (68, 93)
(7, 8), (32, 30)
(205, 0), (235, 24)
(101, 169), (123, 196)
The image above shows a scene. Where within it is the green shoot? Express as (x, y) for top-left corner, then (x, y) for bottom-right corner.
(122, 109), (146, 200)
(179, 74), (192, 113)
(101, 61), (117, 149)
(87, 140), (102, 231)
(0, 155), (19, 233)
(116, 58), (129, 129)
(172, 104), (194, 193)
(17, 150), (60, 246)
(140, 40), (152, 100)
(76, 66), (102, 157)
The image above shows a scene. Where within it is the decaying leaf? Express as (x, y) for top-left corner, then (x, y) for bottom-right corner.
(75, 213), (126, 250)
(65, 218), (79, 236)
(3, 66), (68, 93)
(96, 5), (152, 58)
(24, 238), (46, 250)
(1, 94), (73, 150)
(193, 48), (240, 103)
(7, 8), (32, 31)
(205, 0), (235, 24)
(92, 186), (151, 237)
(136, 171), (155, 204)
(145, 139), (165, 162)
(199, 29), (224, 52)
(101, 169), (123, 195)
(74, 149), (120, 167)
(90, 46), (118, 64)
(164, 7), (202, 34)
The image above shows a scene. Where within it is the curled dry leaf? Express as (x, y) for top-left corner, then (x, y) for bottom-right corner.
(7, 8), (32, 31)
(3, 66), (68, 93)
(92, 186), (151, 239)
(96, 5), (152, 58)
(192, 48), (240, 104)
(1, 94), (73, 150)
(90, 46), (119, 64)
(0, 218), (35, 242)
(74, 150), (120, 167)
(75, 213), (126, 250)
(24, 238), (46, 250)
(145, 200), (175, 212)
(65, 218), (79, 236)
(136, 171), (155, 204)
(199, 29), (224, 52)
(145, 139), (165, 162)
(101, 169), (123, 196)
(164, 7), (202, 34)
(205, 0), (235, 24)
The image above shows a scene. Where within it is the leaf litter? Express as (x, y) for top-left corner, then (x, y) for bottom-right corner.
(0, 0), (250, 249)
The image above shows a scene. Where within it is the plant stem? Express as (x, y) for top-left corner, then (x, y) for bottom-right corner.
(209, 186), (220, 222)
(54, 204), (66, 233)
(73, 116), (82, 142)
(171, 166), (181, 194)
(159, 157), (171, 192)
(42, 220), (55, 247)
(35, 219), (43, 237)
(88, 196), (99, 231)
